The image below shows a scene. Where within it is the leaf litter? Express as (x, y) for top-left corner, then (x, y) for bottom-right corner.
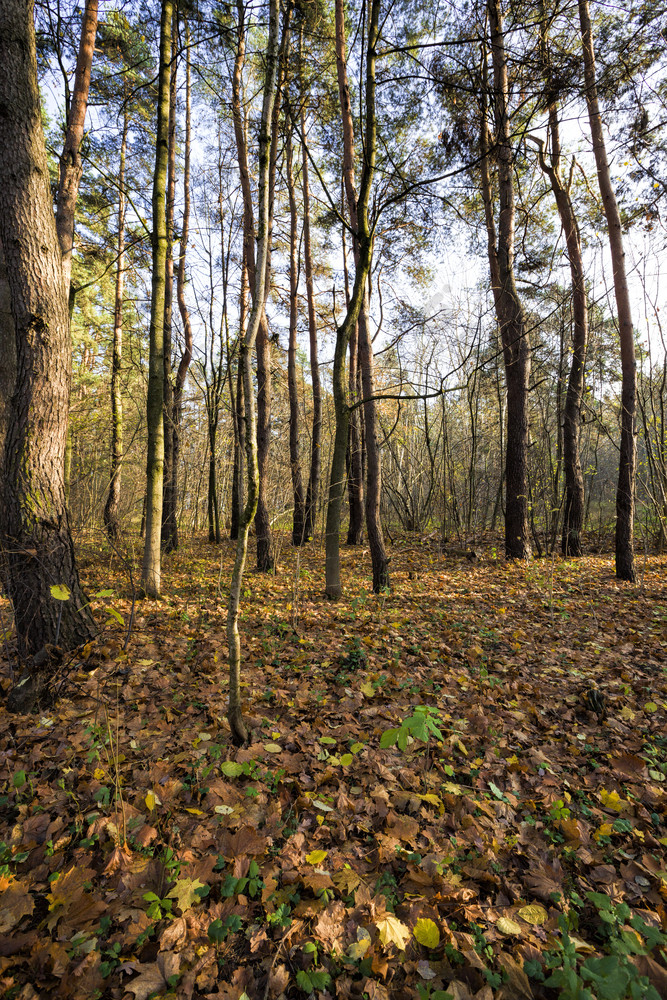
(0, 536), (666, 999)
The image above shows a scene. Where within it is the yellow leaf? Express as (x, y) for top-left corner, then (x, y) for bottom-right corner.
(185, 807), (204, 815)
(644, 702), (658, 713)
(167, 877), (206, 913)
(599, 789), (625, 813)
(145, 790), (161, 811)
(264, 743), (282, 754)
(50, 584), (71, 601)
(93, 767), (105, 781)
(442, 782), (462, 795)
(518, 904), (548, 926)
(360, 681), (375, 698)
(496, 917), (523, 936)
(413, 918), (440, 948)
(377, 914), (410, 951)
(594, 822), (613, 842)
(306, 850), (328, 865)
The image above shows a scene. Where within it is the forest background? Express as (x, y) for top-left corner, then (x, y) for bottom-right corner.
(1, 0), (667, 997)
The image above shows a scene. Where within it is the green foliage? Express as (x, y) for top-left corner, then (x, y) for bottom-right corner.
(525, 895), (667, 1000)
(296, 968), (331, 993)
(380, 705), (443, 752)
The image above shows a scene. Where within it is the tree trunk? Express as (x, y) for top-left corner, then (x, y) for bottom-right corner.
(103, 106), (128, 541)
(227, 0), (280, 744)
(286, 112), (306, 545)
(55, 0), (98, 295)
(207, 423), (221, 544)
(578, 0), (636, 581)
(141, 0), (172, 597)
(230, 262), (248, 541)
(483, 0), (531, 561)
(171, 19), (193, 553)
(325, 0), (380, 598)
(162, 11), (178, 552)
(299, 49), (321, 543)
(0, 0), (96, 664)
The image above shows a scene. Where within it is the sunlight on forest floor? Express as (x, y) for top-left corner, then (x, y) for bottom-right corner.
(1, 535), (666, 999)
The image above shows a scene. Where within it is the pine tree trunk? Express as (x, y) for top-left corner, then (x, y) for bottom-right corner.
(578, 0), (636, 581)
(0, 0), (96, 664)
(103, 107), (128, 541)
(141, 0), (172, 597)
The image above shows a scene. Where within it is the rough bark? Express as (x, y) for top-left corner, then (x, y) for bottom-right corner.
(578, 0), (636, 581)
(0, 0), (96, 664)
(484, 0), (531, 560)
(0, 237), (17, 476)
(141, 0), (172, 597)
(103, 107), (128, 541)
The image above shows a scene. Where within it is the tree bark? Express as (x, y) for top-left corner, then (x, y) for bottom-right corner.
(0, 0), (96, 662)
(55, 0), (98, 296)
(286, 109), (306, 545)
(141, 0), (172, 597)
(227, 0), (280, 744)
(325, 0), (380, 598)
(578, 0), (636, 581)
(300, 76), (321, 543)
(484, 0), (531, 560)
(171, 18), (193, 552)
(103, 106), (128, 541)
(162, 10), (178, 553)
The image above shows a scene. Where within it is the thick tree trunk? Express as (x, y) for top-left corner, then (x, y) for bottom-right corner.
(0, 238), (17, 473)
(162, 14), (178, 553)
(484, 0), (531, 561)
(141, 0), (172, 597)
(227, 0), (280, 744)
(103, 108), (128, 541)
(0, 0), (96, 663)
(578, 0), (636, 581)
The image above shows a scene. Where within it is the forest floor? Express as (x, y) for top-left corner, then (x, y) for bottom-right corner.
(1, 533), (667, 1000)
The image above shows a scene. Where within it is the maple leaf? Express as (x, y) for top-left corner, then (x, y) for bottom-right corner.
(376, 914), (410, 951)
(126, 951), (180, 1000)
(167, 877), (206, 913)
(0, 883), (34, 933)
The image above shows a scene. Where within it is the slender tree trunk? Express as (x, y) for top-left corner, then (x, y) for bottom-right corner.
(231, 262), (248, 540)
(483, 0), (531, 560)
(227, 0), (280, 743)
(0, 0), (96, 666)
(55, 0), (98, 296)
(103, 107), (128, 541)
(162, 13), (177, 551)
(207, 421), (221, 544)
(578, 0), (636, 581)
(171, 19), (193, 552)
(300, 82), (321, 542)
(531, 113), (587, 556)
(141, 0), (172, 597)
(326, 0), (380, 598)
(286, 112), (306, 545)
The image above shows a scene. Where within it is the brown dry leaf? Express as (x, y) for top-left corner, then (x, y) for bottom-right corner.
(497, 951), (533, 998)
(126, 951), (180, 1000)
(0, 883), (34, 933)
(267, 963), (290, 997)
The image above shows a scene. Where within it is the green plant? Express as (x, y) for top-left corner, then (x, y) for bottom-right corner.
(380, 705), (443, 752)
(296, 968), (331, 993)
(525, 895), (666, 1000)
(143, 891), (174, 920)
